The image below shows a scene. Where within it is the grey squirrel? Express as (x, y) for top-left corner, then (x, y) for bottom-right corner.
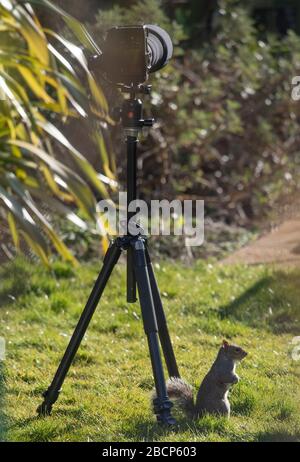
(158, 340), (247, 418)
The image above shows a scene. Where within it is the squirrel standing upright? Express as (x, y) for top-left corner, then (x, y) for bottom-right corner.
(157, 340), (248, 419)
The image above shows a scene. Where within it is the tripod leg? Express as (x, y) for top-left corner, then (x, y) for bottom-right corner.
(37, 242), (122, 416)
(127, 248), (137, 303)
(132, 238), (176, 425)
(145, 248), (180, 379)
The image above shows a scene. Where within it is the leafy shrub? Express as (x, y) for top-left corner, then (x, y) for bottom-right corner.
(0, 0), (114, 265)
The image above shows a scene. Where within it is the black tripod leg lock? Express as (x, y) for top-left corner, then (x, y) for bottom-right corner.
(132, 239), (147, 266)
(42, 387), (61, 403)
(152, 397), (176, 425)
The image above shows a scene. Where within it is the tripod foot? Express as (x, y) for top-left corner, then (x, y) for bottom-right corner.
(153, 398), (177, 426)
(37, 401), (52, 417)
(37, 388), (60, 417)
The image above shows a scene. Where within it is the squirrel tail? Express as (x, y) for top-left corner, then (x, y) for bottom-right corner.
(159, 377), (196, 418)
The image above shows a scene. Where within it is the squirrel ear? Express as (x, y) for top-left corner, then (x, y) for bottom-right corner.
(223, 340), (229, 348)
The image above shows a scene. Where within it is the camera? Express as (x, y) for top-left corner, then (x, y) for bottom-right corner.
(89, 25), (173, 86)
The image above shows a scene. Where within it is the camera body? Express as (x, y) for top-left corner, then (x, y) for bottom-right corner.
(102, 26), (149, 85)
(89, 25), (173, 86)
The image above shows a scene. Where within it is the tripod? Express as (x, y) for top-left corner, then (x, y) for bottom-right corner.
(37, 85), (180, 425)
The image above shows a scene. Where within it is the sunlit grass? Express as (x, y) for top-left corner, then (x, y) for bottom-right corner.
(0, 257), (299, 442)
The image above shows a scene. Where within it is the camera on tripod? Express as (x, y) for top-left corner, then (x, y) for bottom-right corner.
(38, 24), (179, 426)
(89, 25), (173, 86)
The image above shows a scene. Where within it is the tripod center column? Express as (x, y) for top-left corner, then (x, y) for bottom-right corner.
(122, 97), (144, 230)
(122, 97), (143, 303)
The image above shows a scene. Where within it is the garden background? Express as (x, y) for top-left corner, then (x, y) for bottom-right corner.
(0, 0), (300, 443)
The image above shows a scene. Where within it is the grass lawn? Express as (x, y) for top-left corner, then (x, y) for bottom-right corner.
(0, 256), (300, 442)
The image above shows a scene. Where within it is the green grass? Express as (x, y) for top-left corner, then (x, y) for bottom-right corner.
(0, 256), (300, 442)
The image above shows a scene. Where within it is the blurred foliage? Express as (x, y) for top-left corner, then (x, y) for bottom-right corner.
(91, 0), (186, 45)
(0, 0), (115, 265)
(90, 0), (300, 226)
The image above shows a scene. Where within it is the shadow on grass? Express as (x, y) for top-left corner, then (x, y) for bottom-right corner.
(0, 258), (75, 309)
(121, 418), (177, 442)
(0, 258), (31, 308)
(121, 414), (228, 442)
(0, 364), (8, 441)
(220, 270), (300, 334)
(256, 430), (300, 442)
(122, 415), (300, 443)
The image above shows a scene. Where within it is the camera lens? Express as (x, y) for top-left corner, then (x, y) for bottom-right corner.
(145, 25), (173, 73)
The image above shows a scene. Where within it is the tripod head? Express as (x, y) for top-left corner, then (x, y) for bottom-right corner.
(112, 84), (154, 136)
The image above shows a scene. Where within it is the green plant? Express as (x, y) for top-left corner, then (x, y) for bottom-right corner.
(0, 0), (115, 265)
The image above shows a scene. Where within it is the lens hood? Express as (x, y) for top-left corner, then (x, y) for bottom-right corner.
(145, 25), (173, 73)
